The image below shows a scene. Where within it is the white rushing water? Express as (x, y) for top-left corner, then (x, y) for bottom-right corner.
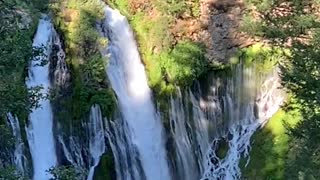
(169, 90), (200, 180)
(7, 113), (28, 174)
(99, 6), (171, 180)
(26, 17), (57, 180)
(87, 105), (106, 180)
(166, 65), (284, 180)
(200, 68), (284, 179)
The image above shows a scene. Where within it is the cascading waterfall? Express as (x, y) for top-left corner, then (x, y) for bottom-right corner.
(6, 113), (28, 174)
(105, 114), (145, 180)
(167, 64), (284, 180)
(25, 16), (57, 180)
(169, 90), (200, 180)
(87, 105), (106, 180)
(99, 6), (171, 180)
(200, 68), (284, 180)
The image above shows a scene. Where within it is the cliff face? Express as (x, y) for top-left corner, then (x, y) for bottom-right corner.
(198, 0), (255, 64)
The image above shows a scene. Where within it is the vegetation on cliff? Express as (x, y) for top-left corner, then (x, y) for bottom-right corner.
(109, 0), (207, 96)
(50, 0), (116, 122)
(241, 0), (320, 179)
(0, 0), (48, 176)
(0, 0), (44, 123)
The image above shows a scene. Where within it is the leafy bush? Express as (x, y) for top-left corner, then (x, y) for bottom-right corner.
(239, 44), (288, 73)
(161, 41), (207, 86)
(240, 15), (264, 36)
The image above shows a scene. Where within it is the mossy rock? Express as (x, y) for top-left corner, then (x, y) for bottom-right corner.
(93, 151), (116, 180)
(216, 138), (228, 159)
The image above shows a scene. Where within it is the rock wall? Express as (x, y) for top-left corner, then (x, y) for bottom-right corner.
(198, 0), (255, 63)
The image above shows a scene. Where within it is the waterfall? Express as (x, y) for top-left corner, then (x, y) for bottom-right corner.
(87, 105), (106, 180)
(51, 28), (69, 87)
(169, 91), (200, 180)
(6, 113), (28, 174)
(99, 6), (171, 180)
(105, 115), (145, 180)
(25, 16), (57, 180)
(167, 65), (284, 180)
(200, 68), (284, 180)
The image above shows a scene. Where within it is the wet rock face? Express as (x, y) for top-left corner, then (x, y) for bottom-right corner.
(199, 0), (255, 63)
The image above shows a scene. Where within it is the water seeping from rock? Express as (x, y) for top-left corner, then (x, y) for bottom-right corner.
(25, 16), (57, 180)
(99, 5), (171, 180)
(87, 105), (106, 180)
(6, 113), (28, 175)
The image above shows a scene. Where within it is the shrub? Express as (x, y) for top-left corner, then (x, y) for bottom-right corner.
(161, 41), (207, 86)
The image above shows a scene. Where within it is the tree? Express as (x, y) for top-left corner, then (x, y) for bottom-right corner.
(48, 166), (86, 180)
(0, 166), (27, 180)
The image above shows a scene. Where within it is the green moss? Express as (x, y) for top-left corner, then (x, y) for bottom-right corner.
(93, 152), (115, 180)
(241, 108), (301, 179)
(216, 139), (228, 159)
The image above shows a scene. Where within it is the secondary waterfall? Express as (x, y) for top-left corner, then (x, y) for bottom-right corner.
(6, 113), (28, 174)
(26, 17), (57, 180)
(167, 65), (284, 180)
(99, 6), (171, 180)
(87, 105), (106, 180)
(200, 68), (283, 179)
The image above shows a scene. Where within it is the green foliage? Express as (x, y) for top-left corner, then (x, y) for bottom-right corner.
(0, 166), (27, 180)
(244, 0), (273, 11)
(242, 0), (320, 39)
(108, 0), (129, 15)
(108, 0), (207, 119)
(242, 109), (301, 179)
(89, 89), (116, 118)
(239, 15), (264, 36)
(160, 41), (207, 86)
(280, 36), (320, 179)
(154, 0), (201, 18)
(51, 0), (116, 122)
(0, 0), (43, 122)
(239, 44), (288, 74)
(93, 152), (115, 180)
(242, 0), (320, 178)
(48, 166), (86, 180)
(0, 125), (15, 161)
(134, 17), (206, 93)
(155, 0), (187, 17)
